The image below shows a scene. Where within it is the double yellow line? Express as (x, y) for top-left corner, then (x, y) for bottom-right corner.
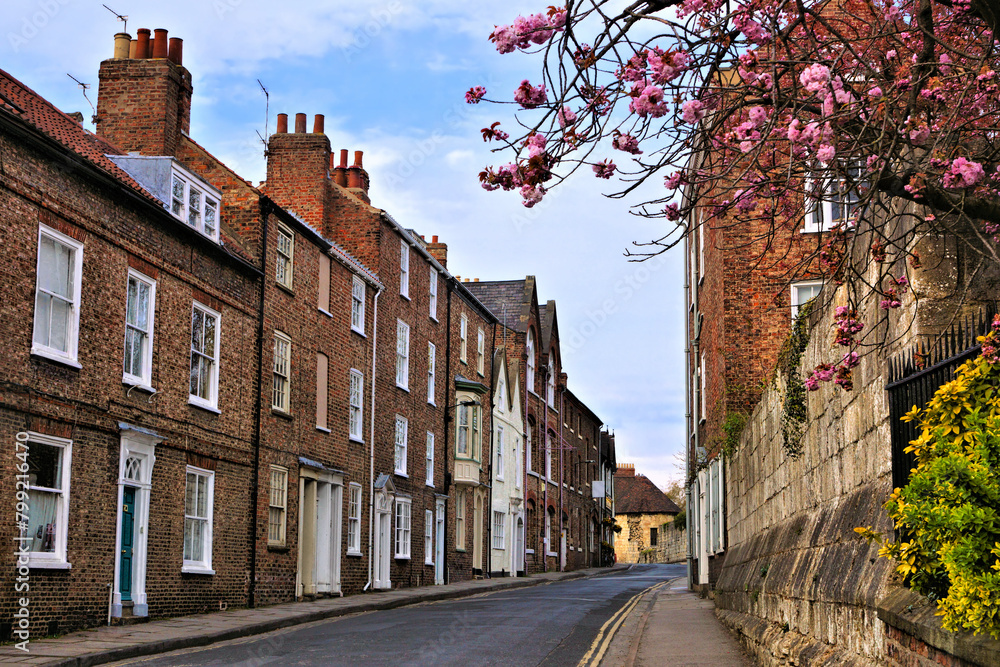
(578, 580), (669, 667)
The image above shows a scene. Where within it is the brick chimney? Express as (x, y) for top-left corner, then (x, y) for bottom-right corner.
(615, 463), (635, 477)
(265, 113), (331, 232)
(427, 235), (447, 268)
(95, 28), (192, 157)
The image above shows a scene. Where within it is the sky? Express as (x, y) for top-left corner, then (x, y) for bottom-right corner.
(2, 0), (688, 490)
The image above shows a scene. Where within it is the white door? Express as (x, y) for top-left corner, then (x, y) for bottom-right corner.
(513, 516), (523, 574)
(435, 499), (445, 585)
(374, 509), (391, 589)
(560, 529), (567, 570)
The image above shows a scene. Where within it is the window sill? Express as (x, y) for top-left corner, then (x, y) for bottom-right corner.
(316, 426), (332, 434)
(455, 548), (466, 553)
(394, 471), (408, 478)
(426, 483), (435, 489)
(181, 565), (216, 575)
(276, 283), (295, 296)
(528, 471), (540, 479)
(122, 378), (156, 394)
(188, 399), (221, 414)
(546, 551), (558, 557)
(400, 292), (411, 301)
(396, 384), (410, 393)
(28, 557), (71, 570)
(525, 549), (535, 555)
(318, 308), (333, 318)
(394, 555), (410, 561)
(351, 327), (367, 338)
(31, 348), (82, 370)
(430, 315), (439, 323)
(346, 550), (363, 558)
(425, 561), (434, 567)
(272, 409), (293, 421)
(427, 400), (436, 407)
(267, 544), (289, 553)
(349, 435), (365, 444)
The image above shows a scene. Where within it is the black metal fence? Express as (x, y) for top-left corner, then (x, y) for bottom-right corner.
(886, 304), (997, 492)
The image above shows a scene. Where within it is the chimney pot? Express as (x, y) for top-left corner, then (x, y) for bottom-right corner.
(339, 149), (348, 169)
(474, 278), (479, 282)
(128, 39), (137, 58)
(432, 235), (439, 243)
(353, 150), (364, 168)
(294, 113), (307, 133)
(332, 149), (348, 186)
(168, 37), (183, 65)
(113, 33), (131, 59)
(276, 113), (288, 134)
(152, 29), (169, 58)
(312, 114), (324, 134)
(136, 28), (151, 59)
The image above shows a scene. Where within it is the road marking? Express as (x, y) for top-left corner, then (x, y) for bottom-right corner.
(577, 580), (668, 667)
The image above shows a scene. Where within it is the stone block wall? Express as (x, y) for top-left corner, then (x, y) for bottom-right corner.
(615, 512), (686, 563)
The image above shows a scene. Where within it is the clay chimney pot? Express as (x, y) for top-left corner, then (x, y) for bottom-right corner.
(276, 113), (288, 134)
(135, 28), (151, 59)
(339, 149), (348, 169)
(113, 33), (131, 60)
(313, 114), (325, 134)
(168, 37), (183, 65)
(432, 235), (439, 243)
(353, 150), (364, 168)
(294, 113), (307, 133)
(152, 29), (168, 58)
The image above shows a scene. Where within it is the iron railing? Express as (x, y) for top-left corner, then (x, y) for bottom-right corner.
(886, 304), (997, 492)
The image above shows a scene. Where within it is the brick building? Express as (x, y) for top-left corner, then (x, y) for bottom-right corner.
(467, 278), (609, 573)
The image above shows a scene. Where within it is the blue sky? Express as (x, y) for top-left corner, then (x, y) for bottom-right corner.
(3, 0), (687, 490)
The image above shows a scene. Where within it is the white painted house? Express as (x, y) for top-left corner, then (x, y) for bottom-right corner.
(490, 350), (526, 576)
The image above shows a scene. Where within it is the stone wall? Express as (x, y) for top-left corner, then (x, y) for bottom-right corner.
(615, 513), (686, 563)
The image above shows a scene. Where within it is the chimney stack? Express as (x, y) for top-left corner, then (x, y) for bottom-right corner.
(266, 111), (332, 231)
(615, 463), (636, 476)
(427, 237), (448, 268)
(96, 28), (192, 157)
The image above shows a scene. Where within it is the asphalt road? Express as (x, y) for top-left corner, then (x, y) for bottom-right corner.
(117, 563), (686, 667)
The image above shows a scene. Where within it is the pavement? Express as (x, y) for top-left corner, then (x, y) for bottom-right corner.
(0, 566), (626, 667)
(597, 575), (756, 667)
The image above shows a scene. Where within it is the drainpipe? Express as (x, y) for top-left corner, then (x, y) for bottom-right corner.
(559, 384), (565, 571)
(248, 198), (271, 608)
(365, 287), (381, 591)
(542, 362), (549, 573)
(442, 282), (453, 583)
(486, 319), (497, 577)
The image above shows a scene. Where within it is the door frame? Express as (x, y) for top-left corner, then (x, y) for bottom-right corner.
(296, 466), (344, 597)
(373, 489), (393, 589)
(112, 427), (160, 618)
(435, 498), (445, 584)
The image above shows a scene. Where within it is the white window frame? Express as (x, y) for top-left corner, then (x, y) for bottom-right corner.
(189, 302), (221, 412)
(456, 489), (466, 550)
(493, 511), (505, 550)
(700, 353), (707, 423)
(170, 167), (220, 241)
(272, 332), (291, 413)
(182, 465), (215, 574)
(349, 369), (364, 442)
(396, 320), (410, 390)
(347, 483), (362, 555)
(477, 328), (485, 376)
(425, 509), (434, 565)
(21, 432), (73, 568)
(526, 329), (536, 394)
(546, 357), (556, 407)
(526, 427), (533, 473)
(456, 402), (480, 461)
(804, 164), (863, 233)
(32, 225), (84, 367)
(791, 281), (824, 320)
(427, 342), (436, 405)
(394, 498), (411, 558)
(515, 437), (522, 490)
(276, 223), (294, 289)
(429, 267), (438, 320)
(496, 425), (505, 481)
(351, 276), (365, 335)
(394, 415), (408, 476)
(122, 269), (156, 389)
(399, 240), (410, 299)
(425, 432), (435, 487)
(268, 465), (288, 546)
(460, 314), (468, 363)
(497, 375), (506, 414)
(545, 433), (552, 480)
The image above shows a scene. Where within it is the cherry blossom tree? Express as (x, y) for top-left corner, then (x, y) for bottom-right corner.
(471, 0), (1000, 390)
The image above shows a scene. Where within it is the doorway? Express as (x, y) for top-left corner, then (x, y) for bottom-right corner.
(435, 498), (445, 585)
(112, 430), (158, 619)
(373, 491), (392, 589)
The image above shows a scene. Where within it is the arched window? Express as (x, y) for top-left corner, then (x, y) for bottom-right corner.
(546, 355), (555, 406)
(526, 329), (536, 393)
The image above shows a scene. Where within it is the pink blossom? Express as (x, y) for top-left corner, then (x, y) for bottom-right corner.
(733, 13), (769, 45)
(816, 144), (836, 164)
(465, 86), (486, 104)
(939, 53), (953, 75)
(648, 50), (690, 84)
(787, 119), (803, 143)
(664, 172), (683, 190)
(799, 63), (831, 94)
(524, 133), (547, 158)
(520, 184), (544, 207)
(630, 84), (668, 118)
(804, 375), (820, 391)
(612, 133), (642, 154)
(593, 159), (616, 179)
(942, 156), (985, 188)
(664, 203), (681, 221)
(748, 106), (768, 126)
(514, 80), (547, 109)
(813, 363), (836, 382)
(908, 125), (930, 144)
(886, 49), (897, 60)
(842, 351), (860, 369)
(557, 106), (577, 129)
(680, 99), (706, 124)
(868, 86), (883, 98)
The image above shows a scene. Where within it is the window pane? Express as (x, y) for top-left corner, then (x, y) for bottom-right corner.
(49, 297), (71, 352)
(191, 309), (203, 352)
(29, 442), (62, 490)
(26, 489), (58, 552)
(204, 200), (217, 235)
(188, 188), (202, 227)
(203, 314), (216, 358)
(126, 278), (139, 325)
(33, 292), (51, 348)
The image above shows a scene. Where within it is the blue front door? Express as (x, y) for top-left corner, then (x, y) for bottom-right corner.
(120, 487), (135, 602)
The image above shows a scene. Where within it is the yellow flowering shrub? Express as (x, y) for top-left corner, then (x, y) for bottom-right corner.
(877, 325), (1000, 637)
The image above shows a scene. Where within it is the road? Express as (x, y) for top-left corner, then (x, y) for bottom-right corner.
(116, 564), (686, 667)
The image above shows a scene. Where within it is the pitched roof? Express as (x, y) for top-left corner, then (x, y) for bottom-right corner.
(0, 68), (155, 202)
(540, 300), (558, 352)
(614, 473), (681, 515)
(465, 279), (530, 332)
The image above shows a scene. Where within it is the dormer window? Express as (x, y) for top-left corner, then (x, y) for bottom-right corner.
(171, 170), (219, 241)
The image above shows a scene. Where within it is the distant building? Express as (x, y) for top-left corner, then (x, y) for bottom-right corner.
(613, 465), (683, 564)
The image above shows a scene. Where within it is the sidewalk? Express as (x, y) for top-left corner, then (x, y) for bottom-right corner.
(599, 577), (756, 667)
(0, 566), (625, 667)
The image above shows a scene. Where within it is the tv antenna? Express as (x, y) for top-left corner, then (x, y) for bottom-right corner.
(66, 73), (96, 124)
(102, 4), (128, 33)
(255, 79), (270, 159)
